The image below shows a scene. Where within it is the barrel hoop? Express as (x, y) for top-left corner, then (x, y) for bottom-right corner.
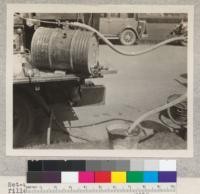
(83, 31), (92, 74)
(69, 30), (80, 72)
(75, 30), (87, 73)
(31, 27), (53, 69)
(48, 29), (56, 70)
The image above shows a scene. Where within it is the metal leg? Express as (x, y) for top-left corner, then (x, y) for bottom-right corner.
(68, 120), (71, 131)
(47, 110), (54, 145)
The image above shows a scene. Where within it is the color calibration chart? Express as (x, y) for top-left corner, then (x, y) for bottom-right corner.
(25, 160), (176, 194)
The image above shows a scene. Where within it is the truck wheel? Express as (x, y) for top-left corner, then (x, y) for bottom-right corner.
(120, 29), (137, 45)
(13, 94), (34, 147)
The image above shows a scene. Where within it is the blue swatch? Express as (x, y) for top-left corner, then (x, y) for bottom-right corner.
(144, 171), (158, 182)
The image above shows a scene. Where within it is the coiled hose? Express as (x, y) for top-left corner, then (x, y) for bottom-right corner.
(128, 94), (187, 134)
(67, 22), (187, 134)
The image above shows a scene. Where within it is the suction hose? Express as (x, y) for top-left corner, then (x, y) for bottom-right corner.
(68, 22), (187, 56)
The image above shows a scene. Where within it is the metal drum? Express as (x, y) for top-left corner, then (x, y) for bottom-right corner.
(31, 27), (99, 75)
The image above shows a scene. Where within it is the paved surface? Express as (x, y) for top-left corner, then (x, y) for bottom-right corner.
(25, 44), (187, 149)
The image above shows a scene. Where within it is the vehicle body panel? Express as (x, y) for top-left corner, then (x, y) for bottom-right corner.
(99, 13), (146, 40)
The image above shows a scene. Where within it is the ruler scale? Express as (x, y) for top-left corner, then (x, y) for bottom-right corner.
(24, 183), (176, 194)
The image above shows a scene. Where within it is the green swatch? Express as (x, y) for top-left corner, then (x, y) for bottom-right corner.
(127, 171), (144, 183)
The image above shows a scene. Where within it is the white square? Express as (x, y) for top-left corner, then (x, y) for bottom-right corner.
(61, 172), (78, 183)
(159, 160), (176, 171)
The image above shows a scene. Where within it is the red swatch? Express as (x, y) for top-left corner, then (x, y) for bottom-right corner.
(95, 171), (111, 183)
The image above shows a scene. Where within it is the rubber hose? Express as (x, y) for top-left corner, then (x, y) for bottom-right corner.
(69, 22), (187, 56)
(67, 118), (133, 128)
(128, 93), (187, 134)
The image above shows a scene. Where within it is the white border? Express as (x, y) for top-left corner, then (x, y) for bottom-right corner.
(6, 4), (194, 157)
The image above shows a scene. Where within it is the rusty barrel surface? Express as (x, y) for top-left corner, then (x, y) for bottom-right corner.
(31, 27), (99, 75)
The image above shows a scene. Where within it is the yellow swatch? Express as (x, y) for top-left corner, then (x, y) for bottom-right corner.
(111, 171), (126, 183)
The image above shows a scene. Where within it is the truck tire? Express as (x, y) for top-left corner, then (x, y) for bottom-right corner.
(13, 93), (34, 147)
(120, 29), (137, 45)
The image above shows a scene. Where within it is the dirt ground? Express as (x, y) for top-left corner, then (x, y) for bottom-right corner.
(24, 43), (187, 150)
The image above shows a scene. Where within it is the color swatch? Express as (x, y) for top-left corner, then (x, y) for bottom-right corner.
(61, 172), (79, 183)
(27, 160), (176, 184)
(79, 172), (94, 183)
(95, 171), (111, 183)
(111, 171), (126, 183)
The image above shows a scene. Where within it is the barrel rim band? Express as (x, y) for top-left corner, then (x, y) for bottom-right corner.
(85, 31), (93, 74)
(69, 30), (80, 71)
(85, 32), (98, 75)
(77, 30), (89, 74)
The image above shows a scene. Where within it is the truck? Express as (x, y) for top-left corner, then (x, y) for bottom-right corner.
(13, 13), (113, 147)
